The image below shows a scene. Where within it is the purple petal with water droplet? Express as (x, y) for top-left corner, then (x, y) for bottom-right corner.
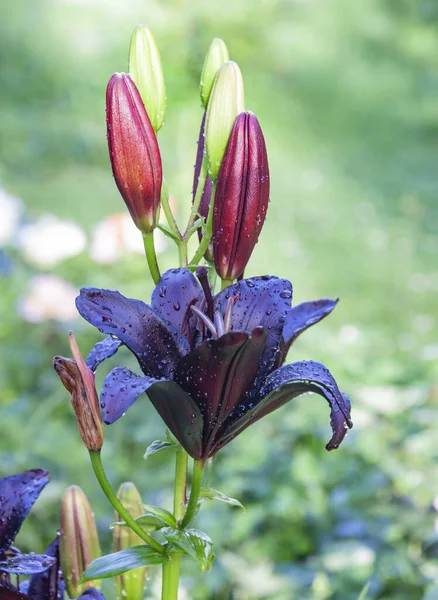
(214, 276), (292, 387)
(27, 537), (64, 600)
(86, 336), (123, 371)
(175, 329), (267, 451)
(0, 553), (56, 575)
(101, 367), (160, 424)
(0, 470), (50, 555)
(76, 288), (189, 378)
(147, 381), (204, 460)
(275, 299), (338, 367)
(151, 268), (205, 337)
(214, 360), (352, 454)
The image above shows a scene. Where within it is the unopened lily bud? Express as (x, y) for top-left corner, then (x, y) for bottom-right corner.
(200, 38), (229, 110)
(113, 482), (147, 600)
(205, 61), (244, 181)
(106, 73), (162, 233)
(60, 486), (101, 598)
(128, 25), (166, 132)
(53, 333), (103, 451)
(213, 111), (269, 281)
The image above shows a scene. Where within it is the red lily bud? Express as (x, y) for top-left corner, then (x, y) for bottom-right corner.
(213, 111), (269, 281)
(106, 73), (162, 233)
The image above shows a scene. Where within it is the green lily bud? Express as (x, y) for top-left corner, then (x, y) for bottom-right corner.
(129, 25), (166, 132)
(205, 61), (245, 181)
(113, 482), (147, 600)
(60, 486), (101, 598)
(200, 38), (229, 109)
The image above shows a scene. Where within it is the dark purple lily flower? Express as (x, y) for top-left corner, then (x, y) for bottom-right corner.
(75, 268), (352, 462)
(0, 470), (61, 599)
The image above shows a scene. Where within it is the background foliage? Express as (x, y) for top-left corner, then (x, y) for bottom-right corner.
(1, 0), (438, 598)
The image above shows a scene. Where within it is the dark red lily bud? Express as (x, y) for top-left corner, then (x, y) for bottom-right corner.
(213, 111), (269, 281)
(106, 73), (162, 233)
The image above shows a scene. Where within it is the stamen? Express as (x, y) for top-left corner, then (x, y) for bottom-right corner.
(191, 305), (218, 339)
(214, 311), (226, 337)
(196, 266), (215, 322)
(181, 297), (199, 350)
(223, 294), (239, 332)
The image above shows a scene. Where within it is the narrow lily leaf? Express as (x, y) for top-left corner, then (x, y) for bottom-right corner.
(0, 553), (56, 575)
(144, 439), (179, 460)
(111, 513), (169, 532)
(80, 546), (167, 582)
(358, 582), (371, 600)
(162, 528), (215, 572)
(198, 487), (245, 510)
(142, 505), (176, 528)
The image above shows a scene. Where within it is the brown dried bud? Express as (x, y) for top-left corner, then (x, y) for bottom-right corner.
(53, 333), (103, 451)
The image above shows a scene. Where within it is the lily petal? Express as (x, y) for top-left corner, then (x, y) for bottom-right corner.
(151, 268), (205, 336)
(100, 367), (160, 424)
(78, 590), (106, 600)
(214, 276), (292, 386)
(175, 329), (266, 451)
(147, 381), (204, 460)
(86, 336), (123, 371)
(0, 470), (50, 555)
(27, 538), (64, 600)
(76, 288), (189, 378)
(275, 299), (338, 367)
(215, 360), (352, 454)
(0, 553), (56, 575)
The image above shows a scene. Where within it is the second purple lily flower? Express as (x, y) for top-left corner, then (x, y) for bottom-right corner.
(75, 268), (352, 463)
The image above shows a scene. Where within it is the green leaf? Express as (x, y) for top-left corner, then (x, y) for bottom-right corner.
(80, 546), (167, 582)
(199, 487), (245, 510)
(358, 582), (371, 600)
(162, 527), (215, 572)
(144, 439), (179, 459)
(142, 504), (176, 528)
(111, 513), (169, 532)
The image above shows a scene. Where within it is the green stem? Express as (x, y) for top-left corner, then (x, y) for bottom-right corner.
(185, 154), (208, 237)
(221, 278), (233, 290)
(161, 554), (181, 600)
(142, 232), (161, 284)
(180, 460), (205, 529)
(189, 181), (216, 265)
(161, 180), (182, 239)
(173, 448), (188, 522)
(178, 241), (188, 267)
(161, 448), (188, 599)
(89, 450), (166, 555)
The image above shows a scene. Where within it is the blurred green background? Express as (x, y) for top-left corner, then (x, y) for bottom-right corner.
(1, 0), (438, 598)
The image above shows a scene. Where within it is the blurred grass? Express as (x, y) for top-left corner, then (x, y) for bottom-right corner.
(1, 0), (438, 598)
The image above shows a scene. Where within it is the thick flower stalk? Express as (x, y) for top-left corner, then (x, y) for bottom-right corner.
(213, 111), (269, 282)
(106, 73), (162, 234)
(75, 268), (352, 463)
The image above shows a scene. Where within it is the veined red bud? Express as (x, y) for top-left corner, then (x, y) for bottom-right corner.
(106, 73), (162, 233)
(213, 111), (269, 281)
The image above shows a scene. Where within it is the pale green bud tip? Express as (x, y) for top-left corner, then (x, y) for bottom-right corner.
(113, 483), (147, 600)
(60, 486), (101, 598)
(200, 38), (230, 109)
(205, 60), (245, 181)
(129, 25), (166, 132)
